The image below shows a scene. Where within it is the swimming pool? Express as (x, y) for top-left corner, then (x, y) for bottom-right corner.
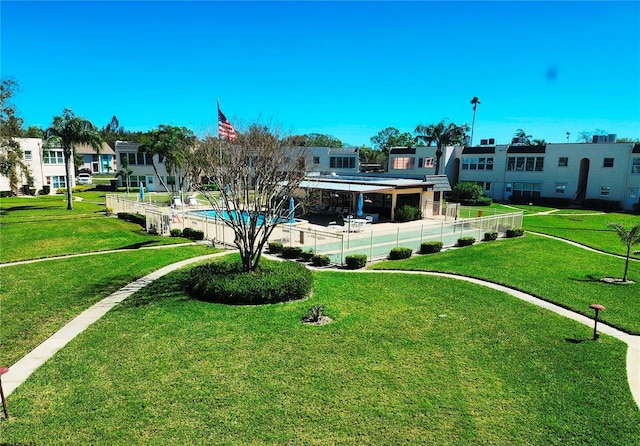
(189, 209), (297, 225)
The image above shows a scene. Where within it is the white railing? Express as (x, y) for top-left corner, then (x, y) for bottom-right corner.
(106, 194), (523, 265)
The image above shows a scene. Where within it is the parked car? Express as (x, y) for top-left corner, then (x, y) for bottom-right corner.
(76, 173), (92, 185)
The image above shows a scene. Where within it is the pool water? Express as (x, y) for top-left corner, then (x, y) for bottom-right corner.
(190, 209), (295, 225)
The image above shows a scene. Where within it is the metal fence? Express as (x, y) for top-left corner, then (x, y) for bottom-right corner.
(106, 194), (523, 265)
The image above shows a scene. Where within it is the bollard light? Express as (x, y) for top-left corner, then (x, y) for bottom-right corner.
(589, 304), (606, 340)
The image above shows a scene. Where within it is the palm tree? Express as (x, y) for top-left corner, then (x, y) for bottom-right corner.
(415, 120), (469, 175)
(532, 139), (547, 146)
(44, 109), (102, 210)
(514, 129), (532, 145)
(470, 97), (480, 147)
(607, 223), (640, 282)
(138, 125), (195, 193)
(115, 156), (133, 194)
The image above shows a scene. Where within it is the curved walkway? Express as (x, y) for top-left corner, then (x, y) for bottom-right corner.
(4, 249), (639, 411)
(2, 252), (228, 397)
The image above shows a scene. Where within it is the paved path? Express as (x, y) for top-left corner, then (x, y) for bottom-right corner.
(4, 246), (639, 411)
(2, 252), (227, 397)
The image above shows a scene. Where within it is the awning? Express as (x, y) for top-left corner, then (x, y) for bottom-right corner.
(298, 180), (392, 193)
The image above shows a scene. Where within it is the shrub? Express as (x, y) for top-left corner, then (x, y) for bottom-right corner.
(450, 181), (483, 201)
(117, 212), (146, 227)
(506, 228), (525, 238)
(583, 199), (621, 211)
(311, 254), (331, 267)
(633, 202), (640, 214)
(394, 204), (422, 222)
(186, 256), (313, 305)
(281, 246), (303, 259)
(170, 228), (183, 237)
(182, 227), (204, 241)
(302, 304), (326, 323)
(483, 231), (498, 241)
(457, 236), (476, 247)
(389, 247), (413, 260)
(420, 241), (443, 254)
(345, 254), (367, 269)
(268, 242), (284, 254)
(300, 251), (315, 262)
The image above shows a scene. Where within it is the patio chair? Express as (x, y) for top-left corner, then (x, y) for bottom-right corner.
(187, 196), (198, 207)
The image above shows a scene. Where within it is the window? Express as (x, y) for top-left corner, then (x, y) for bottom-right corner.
(418, 157), (434, 168)
(43, 150), (64, 164)
(631, 158), (640, 174)
(511, 182), (542, 198)
(558, 157), (568, 167)
(46, 175), (67, 189)
(120, 152), (153, 166)
(555, 182), (567, 194)
(313, 156), (320, 164)
(474, 181), (491, 190)
(507, 156), (543, 172)
(329, 156), (356, 169)
(603, 158), (614, 168)
(463, 157), (494, 170)
(129, 175), (145, 187)
(391, 157), (415, 170)
(600, 186), (610, 196)
(24, 150), (32, 160)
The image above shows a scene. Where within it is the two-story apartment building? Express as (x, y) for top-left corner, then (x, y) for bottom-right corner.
(455, 139), (640, 210)
(0, 138), (73, 195)
(288, 146), (360, 175)
(114, 140), (190, 193)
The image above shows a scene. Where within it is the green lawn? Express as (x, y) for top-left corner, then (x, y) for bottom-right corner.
(0, 245), (218, 365)
(372, 234), (639, 334)
(1, 200), (639, 444)
(0, 194), (192, 263)
(523, 211), (640, 257)
(2, 270), (638, 445)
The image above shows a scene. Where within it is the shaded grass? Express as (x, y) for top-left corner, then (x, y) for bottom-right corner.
(0, 245), (218, 365)
(372, 234), (640, 334)
(524, 212), (640, 258)
(2, 271), (638, 445)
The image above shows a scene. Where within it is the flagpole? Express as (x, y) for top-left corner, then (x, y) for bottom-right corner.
(217, 98), (222, 162)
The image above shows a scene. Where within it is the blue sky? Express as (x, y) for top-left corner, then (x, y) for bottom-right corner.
(3, 1), (639, 146)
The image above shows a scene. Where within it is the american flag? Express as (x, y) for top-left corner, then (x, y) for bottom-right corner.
(218, 108), (237, 141)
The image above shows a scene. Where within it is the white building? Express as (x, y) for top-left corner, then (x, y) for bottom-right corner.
(454, 140), (640, 211)
(114, 140), (188, 193)
(0, 138), (73, 195)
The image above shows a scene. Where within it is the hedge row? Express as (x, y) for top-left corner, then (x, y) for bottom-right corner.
(117, 212), (146, 227)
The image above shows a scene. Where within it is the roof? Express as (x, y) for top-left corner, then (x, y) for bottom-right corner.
(389, 147), (416, 155)
(507, 145), (546, 154)
(462, 147), (496, 154)
(75, 142), (114, 155)
(299, 173), (451, 193)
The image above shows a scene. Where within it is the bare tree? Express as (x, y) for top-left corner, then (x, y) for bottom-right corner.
(188, 123), (308, 272)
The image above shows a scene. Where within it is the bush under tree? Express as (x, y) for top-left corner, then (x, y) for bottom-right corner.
(186, 256), (312, 305)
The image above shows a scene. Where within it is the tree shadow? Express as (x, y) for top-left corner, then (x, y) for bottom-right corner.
(565, 337), (589, 344)
(569, 274), (604, 283)
(119, 241), (159, 250)
(114, 271), (191, 310)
